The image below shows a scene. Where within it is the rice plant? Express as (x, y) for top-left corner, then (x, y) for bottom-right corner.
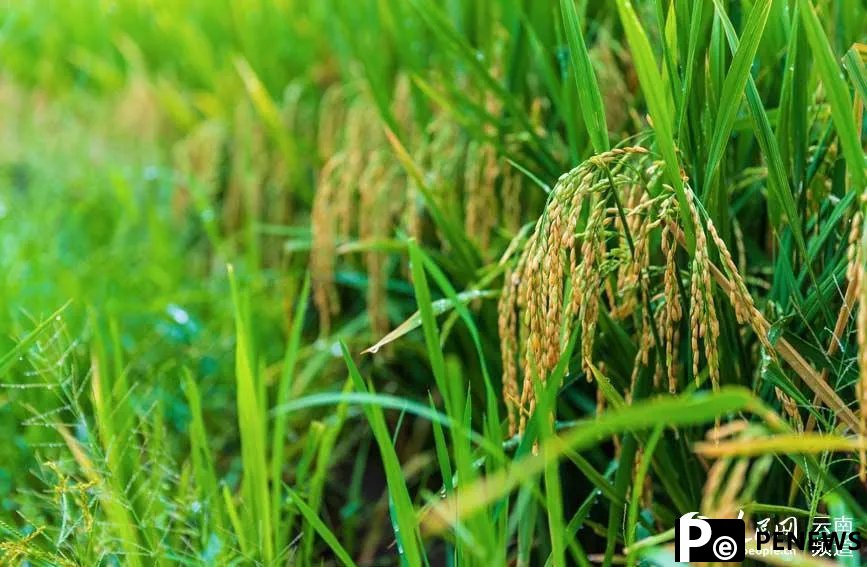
(1, 0), (866, 565)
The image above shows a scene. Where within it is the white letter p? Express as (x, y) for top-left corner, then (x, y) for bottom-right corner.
(677, 512), (712, 562)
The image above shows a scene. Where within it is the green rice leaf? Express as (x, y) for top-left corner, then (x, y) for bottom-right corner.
(560, 0), (609, 153)
(615, 0), (695, 250)
(799, 0), (865, 191)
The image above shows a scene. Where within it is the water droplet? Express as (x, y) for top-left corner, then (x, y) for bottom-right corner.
(167, 304), (190, 325)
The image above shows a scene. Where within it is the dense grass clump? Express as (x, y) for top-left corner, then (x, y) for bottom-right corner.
(1, 0), (866, 565)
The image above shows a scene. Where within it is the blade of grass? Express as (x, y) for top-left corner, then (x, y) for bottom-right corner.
(285, 486), (359, 567)
(675, 0), (705, 134)
(406, 240), (453, 417)
(406, 238), (500, 558)
(383, 128), (479, 274)
(271, 274), (311, 545)
(272, 391), (499, 456)
(799, 0), (865, 191)
(0, 301), (72, 376)
(712, 0), (826, 325)
(223, 484), (249, 558)
(341, 342), (424, 566)
(407, 0), (559, 175)
(182, 369), (225, 536)
(625, 425), (663, 567)
(413, 245), (503, 457)
(560, 0), (609, 153)
(615, 0), (695, 250)
(362, 289), (497, 355)
(421, 387), (756, 535)
(843, 44), (867, 102)
(429, 393), (455, 493)
(228, 264), (273, 562)
(234, 57), (298, 186)
(703, 0), (774, 194)
(302, 378), (354, 563)
(532, 375), (566, 567)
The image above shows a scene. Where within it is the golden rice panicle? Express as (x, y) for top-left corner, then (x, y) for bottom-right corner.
(610, 181), (646, 320)
(358, 151), (392, 338)
(660, 212), (682, 393)
(392, 73), (415, 137)
(686, 189), (720, 390)
(704, 213), (772, 353)
(228, 101), (268, 238)
(499, 147), (653, 433)
(480, 143), (500, 248)
(775, 386), (804, 431)
(700, 423), (774, 522)
(629, 308), (653, 401)
(464, 141), (499, 254)
(577, 196), (607, 378)
(518, 234), (549, 433)
(512, 171), (582, 433)
(499, 252), (528, 436)
(501, 160), (523, 233)
(316, 84), (346, 160)
(404, 140), (428, 246)
(564, 169), (596, 324)
(624, 191), (662, 390)
(310, 155), (344, 335)
(560, 194), (587, 369)
(114, 75), (162, 145)
(846, 210), (862, 284)
(336, 103), (370, 238)
(542, 223), (567, 378)
(311, 96), (394, 336)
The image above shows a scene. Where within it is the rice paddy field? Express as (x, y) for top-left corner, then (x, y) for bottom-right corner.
(1, 0), (867, 565)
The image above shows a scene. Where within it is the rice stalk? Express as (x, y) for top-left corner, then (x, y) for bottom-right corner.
(853, 207), (867, 481)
